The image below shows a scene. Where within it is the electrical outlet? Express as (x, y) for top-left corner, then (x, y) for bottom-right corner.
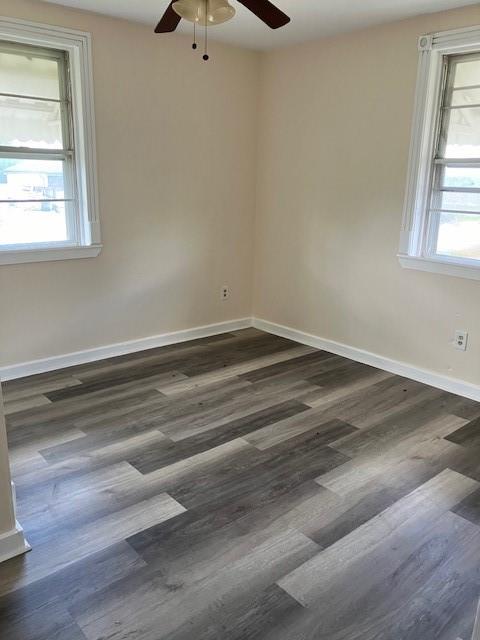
(221, 285), (230, 301)
(454, 330), (468, 351)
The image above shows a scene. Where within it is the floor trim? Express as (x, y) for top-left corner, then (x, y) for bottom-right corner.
(2, 315), (479, 403)
(253, 318), (480, 403)
(0, 521), (31, 564)
(0, 318), (251, 381)
(472, 598), (480, 640)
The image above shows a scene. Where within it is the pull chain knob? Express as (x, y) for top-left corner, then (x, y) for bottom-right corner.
(192, 21), (197, 49)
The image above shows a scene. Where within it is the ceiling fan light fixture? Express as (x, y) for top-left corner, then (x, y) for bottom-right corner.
(172, 0), (236, 26)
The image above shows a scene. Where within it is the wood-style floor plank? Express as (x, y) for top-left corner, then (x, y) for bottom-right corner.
(0, 542), (144, 634)
(446, 416), (480, 448)
(1, 329), (479, 639)
(127, 399), (310, 474)
(0, 492), (185, 596)
(3, 395), (52, 416)
(76, 528), (319, 640)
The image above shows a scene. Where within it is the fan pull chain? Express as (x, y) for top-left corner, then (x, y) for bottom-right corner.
(203, 0), (209, 60)
(192, 21), (197, 49)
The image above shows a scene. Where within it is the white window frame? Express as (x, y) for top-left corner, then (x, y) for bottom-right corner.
(399, 25), (480, 281)
(0, 16), (101, 265)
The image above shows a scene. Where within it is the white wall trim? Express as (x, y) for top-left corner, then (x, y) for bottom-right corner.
(0, 244), (102, 266)
(253, 318), (480, 403)
(398, 254), (480, 281)
(0, 318), (251, 381)
(399, 24), (480, 278)
(2, 315), (479, 403)
(0, 15), (101, 253)
(472, 598), (480, 640)
(0, 522), (30, 564)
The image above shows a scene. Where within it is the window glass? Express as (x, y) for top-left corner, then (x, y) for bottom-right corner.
(0, 46), (61, 99)
(428, 54), (480, 262)
(436, 212), (480, 261)
(0, 201), (68, 246)
(0, 42), (75, 248)
(0, 95), (63, 148)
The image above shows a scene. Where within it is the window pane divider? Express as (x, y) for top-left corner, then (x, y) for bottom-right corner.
(0, 39), (66, 61)
(0, 198), (74, 204)
(430, 207), (480, 215)
(452, 83), (480, 91)
(443, 102), (480, 110)
(0, 91), (65, 103)
(436, 187), (480, 193)
(434, 158), (480, 166)
(0, 147), (72, 160)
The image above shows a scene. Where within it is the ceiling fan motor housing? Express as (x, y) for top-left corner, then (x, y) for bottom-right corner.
(173, 0), (236, 26)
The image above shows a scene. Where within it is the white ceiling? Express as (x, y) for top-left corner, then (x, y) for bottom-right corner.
(42, 0), (480, 50)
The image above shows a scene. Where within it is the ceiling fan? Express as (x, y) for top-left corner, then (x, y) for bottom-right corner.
(154, 0), (290, 59)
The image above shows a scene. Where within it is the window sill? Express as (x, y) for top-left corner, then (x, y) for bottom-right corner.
(0, 244), (102, 266)
(398, 254), (480, 281)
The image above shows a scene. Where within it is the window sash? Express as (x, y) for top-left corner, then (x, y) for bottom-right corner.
(425, 53), (480, 262)
(0, 40), (72, 150)
(398, 26), (480, 280)
(0, 41), (80, 248)
(0, 17), (101, 265)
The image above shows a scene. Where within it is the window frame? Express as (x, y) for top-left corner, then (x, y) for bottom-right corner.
(399, 25), (480, 281)
(0, 16), (101, 265)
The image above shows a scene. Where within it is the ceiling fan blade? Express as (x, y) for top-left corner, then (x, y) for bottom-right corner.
(155, 1), (181, 33)
(236, 0), (290, 29)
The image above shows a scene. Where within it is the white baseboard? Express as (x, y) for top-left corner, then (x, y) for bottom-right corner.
(2, 314), (479, 403)
(472, 598), (480, 640)
(0, 318), (251, 381)
(0, 521), (30, 564)
(253, 318), (480, 403)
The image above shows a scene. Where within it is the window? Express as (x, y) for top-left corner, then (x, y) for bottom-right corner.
(400, 26), (480, 280)
(0, 18), (100, 265)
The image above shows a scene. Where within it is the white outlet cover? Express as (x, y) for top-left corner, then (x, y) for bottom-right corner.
(454, 330), (468, 351)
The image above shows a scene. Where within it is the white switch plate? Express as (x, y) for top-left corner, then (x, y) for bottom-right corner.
(454, 330), (468, 351)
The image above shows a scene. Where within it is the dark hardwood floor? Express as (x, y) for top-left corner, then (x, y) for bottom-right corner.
(1, 328), (480, 639)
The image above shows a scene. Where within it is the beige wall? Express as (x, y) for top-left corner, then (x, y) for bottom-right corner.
(1, 1), (480, 390)
(254, 4), (480, 387)
(1, 0), (480, 559)
(0, 0), (259, 367)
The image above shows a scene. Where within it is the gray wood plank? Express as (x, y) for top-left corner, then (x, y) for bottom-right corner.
(2, 329), (480, 640)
